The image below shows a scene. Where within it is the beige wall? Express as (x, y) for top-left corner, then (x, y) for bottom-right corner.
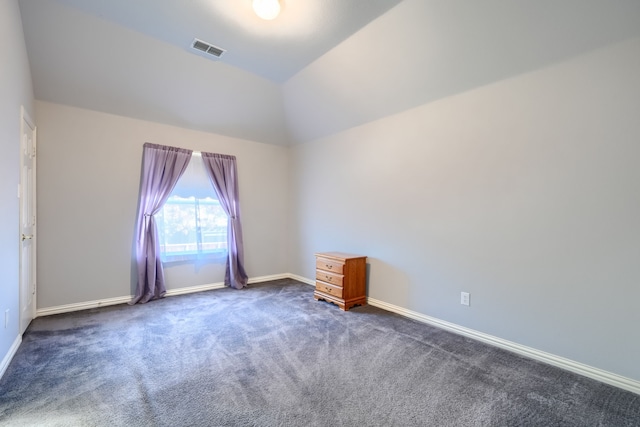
(35, 101), (290, 309)
(289, 37), (640, 381)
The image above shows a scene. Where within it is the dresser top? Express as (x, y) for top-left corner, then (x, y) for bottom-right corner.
(315, 252), (367, 261)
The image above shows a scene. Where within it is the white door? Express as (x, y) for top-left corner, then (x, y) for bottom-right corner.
(19, 107), (36, 335)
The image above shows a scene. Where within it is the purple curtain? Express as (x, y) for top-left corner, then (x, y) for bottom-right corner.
(201, 153), (248, 289)
(131, 143), (192, 304)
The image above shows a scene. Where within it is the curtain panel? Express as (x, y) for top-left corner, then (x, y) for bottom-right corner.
(131, 143), (192, 304)
(201, 152), (249, 289)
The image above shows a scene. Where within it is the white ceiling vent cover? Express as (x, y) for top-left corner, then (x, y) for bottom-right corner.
(191, 38), (226, 58)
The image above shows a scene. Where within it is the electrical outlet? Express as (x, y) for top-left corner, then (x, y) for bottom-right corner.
(4, 309), (9, 328)
(461, 292), (470, 306)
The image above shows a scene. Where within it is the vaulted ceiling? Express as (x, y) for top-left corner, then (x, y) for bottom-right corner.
(18, 0), (402, 145)
(18, 0), (640, 146)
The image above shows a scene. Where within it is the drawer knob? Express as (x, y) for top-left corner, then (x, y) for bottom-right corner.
(326, 265), (332, 269)
(325, 287), (332, 293)
(326, 276), (332, 281)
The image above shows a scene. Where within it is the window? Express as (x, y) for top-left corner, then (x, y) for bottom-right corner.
(156, 153), (228, 262)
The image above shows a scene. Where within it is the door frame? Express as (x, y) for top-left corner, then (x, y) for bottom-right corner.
(19, 105), (37, 334)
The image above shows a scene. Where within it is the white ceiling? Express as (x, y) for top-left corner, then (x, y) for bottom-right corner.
(46, 0), (404, 83)
(283, 0), (640, 143)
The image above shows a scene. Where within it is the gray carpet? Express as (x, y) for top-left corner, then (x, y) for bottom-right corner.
(0, 279), (638, 426)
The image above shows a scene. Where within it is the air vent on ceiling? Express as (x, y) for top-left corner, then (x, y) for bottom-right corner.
(191, 38), (226, 58)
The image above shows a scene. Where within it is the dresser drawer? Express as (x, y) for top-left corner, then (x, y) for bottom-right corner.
(315, 281), (343, 299)
(314, 252), (367, 311)
(316, 257), (344, 275)
(316, 270), (344, 287)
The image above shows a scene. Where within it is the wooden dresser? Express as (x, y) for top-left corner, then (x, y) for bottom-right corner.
(313, 252), (367, 311)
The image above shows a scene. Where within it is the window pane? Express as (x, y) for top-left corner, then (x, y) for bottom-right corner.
(158, 196), (196, 256)
(199, 197), (228, 252)
(157, 154), (228, 262)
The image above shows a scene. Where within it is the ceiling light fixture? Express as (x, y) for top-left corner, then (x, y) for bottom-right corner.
(253, 0), (281, 20)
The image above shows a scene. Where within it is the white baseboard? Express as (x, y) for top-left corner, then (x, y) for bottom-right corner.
(164, 274), (291, 297)
(36, 295), (133, 317)
(164, 282), (225, 297)
(366, 296), (640, 396)
(288, 273), (314, 286)
(249, 273), (291, 284)
(0, 334), (22, 380)
(36, 273), (294, 317)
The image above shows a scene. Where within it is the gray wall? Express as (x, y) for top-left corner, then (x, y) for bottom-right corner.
(35, 101), (290, 309)
(0, 0), (35, 370)
(289, 36), (640, 381)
